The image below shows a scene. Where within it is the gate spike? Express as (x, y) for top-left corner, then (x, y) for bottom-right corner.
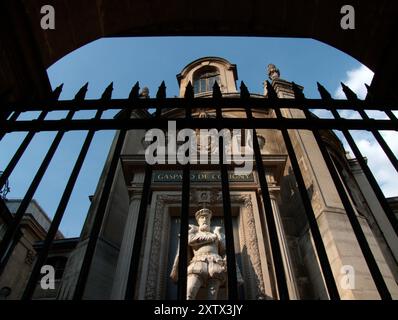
(292, 82), (305, 101)
(240, 81), (250, 99)
(317, 82), (333, 101)
(266, 80), (278, 100)
(212, 81), (222, 99)
(101, 82), (114, 101)
(364, 83), (374, 102)
(50, 84), (64, 101)
(341, 82), (358, 101)
(128, 82), (140, 100)
(184, 81), (194, 99)
(156, 81), (166, 99)
(74, 82), (89, 101)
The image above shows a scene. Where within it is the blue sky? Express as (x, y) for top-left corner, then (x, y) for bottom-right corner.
(1, 36), (397, 237)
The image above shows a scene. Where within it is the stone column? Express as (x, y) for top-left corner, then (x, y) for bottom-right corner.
(110, 179), (144, 299)
(269, 190), (300, 299)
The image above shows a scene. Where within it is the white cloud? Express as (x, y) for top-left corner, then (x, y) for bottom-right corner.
(333, 65), (397, 197)
(345, 131), (398, 198)
(334, 65), (374, 99)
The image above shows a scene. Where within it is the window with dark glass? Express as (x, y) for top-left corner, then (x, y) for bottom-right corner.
(193, 67), (221, 94)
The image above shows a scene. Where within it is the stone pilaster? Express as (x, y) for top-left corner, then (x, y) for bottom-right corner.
(269, 190), (300, 299)
(110, 178), (144, 299)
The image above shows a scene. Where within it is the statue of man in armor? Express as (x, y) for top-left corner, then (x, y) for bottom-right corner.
(170, 208), (227, 300)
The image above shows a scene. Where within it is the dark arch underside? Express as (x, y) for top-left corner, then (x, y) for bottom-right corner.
(1, 0), (397, 100)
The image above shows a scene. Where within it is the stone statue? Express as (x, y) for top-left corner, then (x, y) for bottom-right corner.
(267, 63), (280, 80)
(170, 208), (227, 300)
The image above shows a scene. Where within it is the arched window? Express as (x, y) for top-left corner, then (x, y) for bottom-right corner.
(193, 66), (221, 94)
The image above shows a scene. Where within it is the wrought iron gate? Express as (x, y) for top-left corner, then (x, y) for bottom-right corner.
(0, 80), (397, 300)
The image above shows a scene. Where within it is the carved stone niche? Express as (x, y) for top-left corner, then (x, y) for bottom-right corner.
(136, 190), (273, 300)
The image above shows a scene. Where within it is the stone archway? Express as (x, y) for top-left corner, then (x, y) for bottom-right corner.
(2, 0), (398, 100)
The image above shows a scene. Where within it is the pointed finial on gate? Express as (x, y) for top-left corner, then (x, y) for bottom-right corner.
(74, 82), (89, 101)
(50, 83), (64, 101)
(364, 83), (375, 102)
(129, 82), (140, 100)
(101, 82), (113, 101)
(240, 81), (250, 99)
(184, 81), (194, 100)
(265, 80), (278, 100)
(341, 82), (358, 101)
(156, 81), (166, 99)
(212, 81), (222, 99)
(317, 82), (333, 101)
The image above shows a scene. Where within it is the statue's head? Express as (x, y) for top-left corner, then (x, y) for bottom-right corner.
(195, 208), (212, 221)
(195, 208), (213, 231)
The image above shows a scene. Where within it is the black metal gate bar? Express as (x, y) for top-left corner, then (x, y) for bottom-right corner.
(2, 110), (20, 121)
(177, 82), (193, 300)
(0, 110), (49, 189)
(184, 82), (193, 118)
(219, 154), (239, 300)
(0, 90), (21, 136)
(0, 196), (20, 274)
(242, 82), (290, 300)
(0, 84), (86, 266)
(214, 82), (238, 300)
(340, 126), (398, 235)
(73, 127), (128, 299)
(341, 84), (398, 173)
(0, 111), (21, 141)
(384, 110), (397, 121)
(0, 79), (396, 301)
(21, 84), (112, 300)
(318, 83), (398, 236)
(124, 164), (153, 300)
(156, 81), (166, 118)
(0, 85), (63, 187)
(72, 82), (135, 300)
(177, 164), (190, 300)
(3, 117), (397, 132)
(0, 85), (62, 141)
(0, 89), (11, 121)
(0, 230), (22, 276)
(0, 107), (77, 269)
(124, 81), (154, 300)
(296, 91), (392, 300)
(270, 104), (341, 298)
(358, 111), (398, 173)
(3, 97), (398, 113)
(312, 125), (392, 300)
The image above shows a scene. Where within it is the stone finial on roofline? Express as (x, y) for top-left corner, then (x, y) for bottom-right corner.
(267, 64), (280, 80)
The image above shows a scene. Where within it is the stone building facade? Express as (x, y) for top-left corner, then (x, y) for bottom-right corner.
(0, 199), (76, 300)
(57, 57), (398, 300)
